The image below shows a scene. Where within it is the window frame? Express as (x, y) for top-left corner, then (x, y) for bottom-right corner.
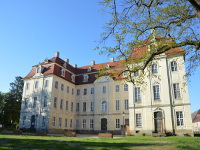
(153, 85), (160, 100)
(173, 83), (181, 99)
(136, 114), (142, 127)
(135, 87), (141, 102)
(176, 111), (184, 126)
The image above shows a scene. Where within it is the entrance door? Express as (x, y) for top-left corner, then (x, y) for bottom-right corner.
(154, 112), (162, 133)
(101, 118), (107, 132)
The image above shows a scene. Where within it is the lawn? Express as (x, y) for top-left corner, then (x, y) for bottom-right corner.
(0, 133), (200, 150)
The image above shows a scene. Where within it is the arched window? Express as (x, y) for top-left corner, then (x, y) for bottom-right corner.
(102, 101), (107, 111)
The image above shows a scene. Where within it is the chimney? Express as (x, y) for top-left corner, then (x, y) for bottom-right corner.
(91, 60), (95, 65)
(54, 51), (60, 58)
(73, 64), (77, 68)
(65, 58), (69, 64)
(110, 57), (114, 62)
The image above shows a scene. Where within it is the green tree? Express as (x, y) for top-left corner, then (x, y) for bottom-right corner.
(97, 0), (200, 76)
(1, 76), (24, 128)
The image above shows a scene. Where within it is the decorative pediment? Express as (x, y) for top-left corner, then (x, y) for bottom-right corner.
(154, 107), (162, 111)
(94, 76), (113, 83)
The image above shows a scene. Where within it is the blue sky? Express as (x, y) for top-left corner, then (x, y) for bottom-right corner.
(0, 0), (199, 112)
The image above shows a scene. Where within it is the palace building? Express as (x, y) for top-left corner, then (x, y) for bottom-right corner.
(19, 39), (193, 136)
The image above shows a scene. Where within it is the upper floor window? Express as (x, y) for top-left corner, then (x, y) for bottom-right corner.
(45, 80), (49, 87)
(61, 84), (64, 91)
(124, 84), (128, 91)
(60, 99), (63, 109)
(176, 111), (184, 126)
(35, 81), (39, 89)
(26, 83), (30, 90)
(115, 85), (120, 92)
(103, 86), (106, 93)
(135, 87), (141, 102)
(37, 67), (41, 73)
(101, 101), (107, 111)
(66, 101), (68, 111)
(71, 75), (75, 82)
(76, 103), (79, 112)
(83, 74), (89, 82)
(91, 102), (94, 112)
(123, 71), (128, 77)
(71, 102), (73, 112)
(83, 102), (86, 112)
(33, 97), (37, 108)
(72, 88), (74, 95)
(153, 85), (160, 100)
(116, 100), (120, 110)
(67, 86), (69, 93)
(173, 83), (181, 99)
(24, 98), (28, 108)
(91, 88), (94, 94)
(124, 99), (128, 110)
(43, 96), (47, 107)
(77, 89), (80, 95)
(55, 81), (58, 89)
(54, 97), (57, 108)
(152, 64), (158, 74)
(83, 88), (87, 95)
(171, 61), (177, 71)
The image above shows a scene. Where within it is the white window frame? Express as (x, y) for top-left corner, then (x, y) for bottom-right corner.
(35, 81), (39, 89)
(91, 88), (94, 94)
(153, 85), (160, 100)
(52, 117), (56, 126)
(115, 85), (120, 92)
(173, 83), (181, 99)
(54, 97), (57, 108)
(83, 74), (89, 82)
(124, 84), (128, 91)
(116, 119), (120, 128)
(176, 111), (184, 126)
(61, 84), (64, 91)
(171, 61), (178, 71)
(152, 64), (158, 74)
(83, 119), (86, 128)
(124, 99), (128, 110)
(135, 87), (141, 102)
(103, 86), (106, 93)
(116, 100), (120, 110)
(90, 102), (94, 112)
(83, 88), (87, 95)
(101, 101), (107, 111)
(90, 119), (94, 129)
(136, 114), (142, 127)
(61, 69), (65, 77)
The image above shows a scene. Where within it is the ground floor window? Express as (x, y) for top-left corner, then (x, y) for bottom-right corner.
(42, 116), (46, 127)
(116, 119), (120, 128)
(176, 111), (184, 126)
(65, 119), (67, 127)
(59, 118), (62, 127)
(83, 119), (86, 128)
(90, 119), (94, 129)
(125, 119), (129, 125)
(52, 117), (56, 126)
(136, 114), (142, 127)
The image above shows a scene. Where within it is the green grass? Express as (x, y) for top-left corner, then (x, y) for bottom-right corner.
(0, 133), (200, 150)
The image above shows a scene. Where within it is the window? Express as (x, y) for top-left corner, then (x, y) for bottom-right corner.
(153, 85), (160, 100)
(103, 86), (106, 93)
(83, 119), (86, 128)
(24, 98), (28, 108)
(152, 64), (158, 74)
(173, 83), (181, 99)
(71, 75), (75, 82)
(26, 83), (30, 90)
(116, 100), (120, 110)
(125, 119), (129, 125)
(67, 86), (69, 93)
(116, 119), (120, 128)
(43, 96), (47, 107)
(35, 81), (38, 89)
(91, 102), (94, 112)
(83, 74), (89, 82)
(55, 81), (58, 89)
(76, 119), (79, 128)
(83, 88), (87, 95)
(124, 84), (128, 91)
(90, 119), (94, 129)
(76, 103), (79, 112)
(60, 99), (63, 109)
(115, 85), (120, 92)
(136, 114), (142, 127)
(54, 97), (57, 108)
(124, 99), (128, 110)
(134, 71), (139, 76)
(66, 101), (68, 111)
(59, 117), (62, 127)
(171, 61), (177, 71)
(61, 69), (65, 77)
(33, 97), (37, 108)
(135, 87), (141, 102)
(37, 67), (41, 73)
(91, 88), (94, 94)
(123, 71), (128, 77)
(42, 116), (46, 127)
(71, 102), (73, 112)
(52, 117), (56, 126)
(23, 116), (26, 125)
(176, 111), (184, 126)
(45, 80), (49, 87)
(72, 88), (74, 95)
(101, 101), (107, 111)
(77, 89), (80, 95)
(70, 119), (72, 128)
(61, 84), (64, 91)
(83, 102), (86, 112)
(65, 119), (67, 127)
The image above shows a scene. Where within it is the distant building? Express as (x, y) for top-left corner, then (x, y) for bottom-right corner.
(19, 38), (193, 136)
(192, 109), (200, 132)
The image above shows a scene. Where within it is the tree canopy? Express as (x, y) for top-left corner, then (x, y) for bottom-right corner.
(97, 0), (200, 76)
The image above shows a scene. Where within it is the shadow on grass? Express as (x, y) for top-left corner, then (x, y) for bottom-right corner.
(0, 134), (170, 150)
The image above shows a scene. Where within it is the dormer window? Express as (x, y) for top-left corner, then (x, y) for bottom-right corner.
(63, 62), (67, 68)
(87, 67), (92, 72)
(37, 67), (41, 73)
(35, 81), (39, 89)
(83, 74), (89, 82)
(61, 69), (65, 77)
(44, 59), (49, 63)
(123, 71), (128, 77)
(71, 75), (75, 82)
(106, 64), (110, 69)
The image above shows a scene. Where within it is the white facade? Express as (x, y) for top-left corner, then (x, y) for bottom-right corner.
(19, 50), (193, 136)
